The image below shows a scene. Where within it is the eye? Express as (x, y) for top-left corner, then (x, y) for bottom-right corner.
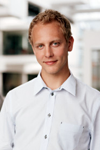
(39, 45), (43, 48)
(52, 42), (60, 47)
(37, 44), (44, 49)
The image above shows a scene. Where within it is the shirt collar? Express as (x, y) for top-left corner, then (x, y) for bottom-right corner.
(33, 72), (76, 96)
(60, 73), (76, 96)
(33, 72), (47, 95)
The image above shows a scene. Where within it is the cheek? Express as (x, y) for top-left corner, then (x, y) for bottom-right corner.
(56, 49), (67, 58)
(35, 52), (43, 61)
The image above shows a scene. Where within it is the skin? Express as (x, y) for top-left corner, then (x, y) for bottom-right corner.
(32, 21), (74, 90)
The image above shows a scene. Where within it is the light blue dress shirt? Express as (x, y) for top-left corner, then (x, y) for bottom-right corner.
(0, 73), (100, 150)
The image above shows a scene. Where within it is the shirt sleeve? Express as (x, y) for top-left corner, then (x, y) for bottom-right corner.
(0, 92), (14, 150)
(90, 99), (100, 150)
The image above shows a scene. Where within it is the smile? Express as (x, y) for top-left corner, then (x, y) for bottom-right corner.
(44, 60), (57, 65)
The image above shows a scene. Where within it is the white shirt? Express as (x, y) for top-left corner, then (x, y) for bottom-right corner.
(0, 73), (100, 150)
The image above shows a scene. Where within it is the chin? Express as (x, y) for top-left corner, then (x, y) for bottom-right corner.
(45, 69), (60, 75)
(42, 66), (61, 75)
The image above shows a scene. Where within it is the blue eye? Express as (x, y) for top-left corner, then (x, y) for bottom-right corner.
(37, 44), (44, 49)
(53, 42), (58, 45)
(39, 45), (43, 48)
(53, 42), (60, 46)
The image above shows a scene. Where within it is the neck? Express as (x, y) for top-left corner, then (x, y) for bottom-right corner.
(41, 69), (70, 90)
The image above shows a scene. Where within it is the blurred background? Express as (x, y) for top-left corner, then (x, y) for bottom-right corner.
(0, 0), (100, 98)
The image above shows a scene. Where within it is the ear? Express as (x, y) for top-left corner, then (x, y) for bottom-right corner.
(68, 36), (74, 52)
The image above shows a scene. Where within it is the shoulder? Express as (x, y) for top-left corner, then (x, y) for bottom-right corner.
(74, 77), (100, 120)
(3, 77), (38, 112)
(75, 77), (100, 113)
(76, 77), (100, 98)
(6, 77), (38, 100)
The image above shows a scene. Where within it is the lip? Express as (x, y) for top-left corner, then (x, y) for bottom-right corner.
(44, 60), (57, 65)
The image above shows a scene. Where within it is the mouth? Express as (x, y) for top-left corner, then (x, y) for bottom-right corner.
(44, 60), (58, 65)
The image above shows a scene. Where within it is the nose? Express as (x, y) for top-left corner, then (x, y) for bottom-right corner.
(45, 46), (54, 58)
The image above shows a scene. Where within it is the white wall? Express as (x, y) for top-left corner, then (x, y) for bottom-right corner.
(9, 0), (27, 18)
(83, 30), (100, 86)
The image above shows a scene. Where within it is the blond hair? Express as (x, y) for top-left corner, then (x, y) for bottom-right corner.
(29, 9), (72, 45)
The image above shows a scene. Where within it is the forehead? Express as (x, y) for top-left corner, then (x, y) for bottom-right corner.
(32, 21), (64, 40)
(32, 22), (65, 45)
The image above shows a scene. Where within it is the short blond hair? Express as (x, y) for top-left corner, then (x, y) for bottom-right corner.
(28, 9), (72, 45)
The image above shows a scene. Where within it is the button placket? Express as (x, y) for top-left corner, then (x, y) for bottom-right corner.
(40, 92), (56, 150)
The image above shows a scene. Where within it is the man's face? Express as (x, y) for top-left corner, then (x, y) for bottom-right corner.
(32, 21), (74, 77)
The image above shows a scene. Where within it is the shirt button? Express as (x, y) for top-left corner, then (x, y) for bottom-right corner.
(44, 135), (47, 139)
(51, 92), (54, 96)
(48, 113), (51, 117)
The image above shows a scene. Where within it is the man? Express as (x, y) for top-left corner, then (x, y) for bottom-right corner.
(0, 9), (100, 150)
